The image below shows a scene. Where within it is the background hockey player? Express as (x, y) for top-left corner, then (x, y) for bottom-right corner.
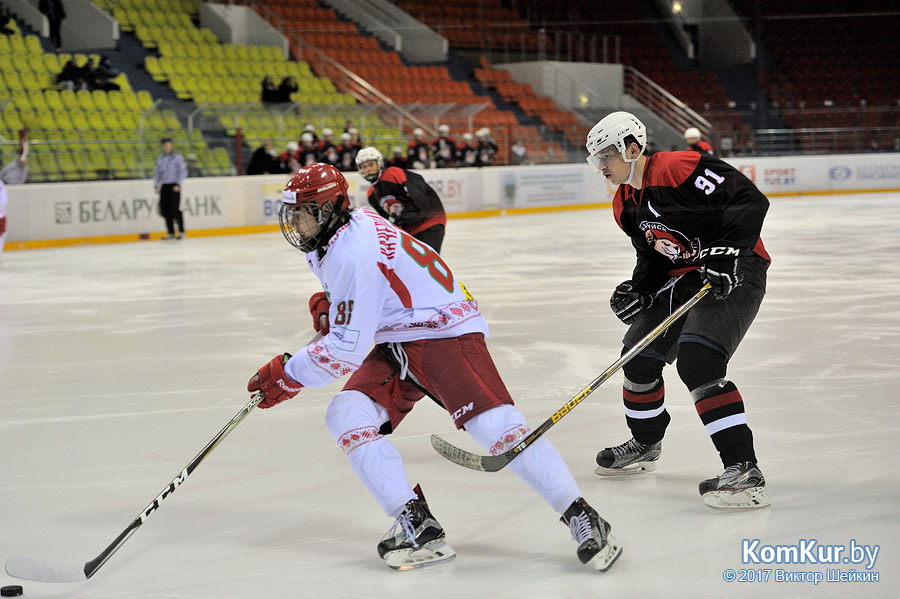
(406, 128), (432, 169)
(247, 163), (622, 572)
(683, 127), (715, 155)
(586, 111), (770, 509)
(356, 146), (447, 253)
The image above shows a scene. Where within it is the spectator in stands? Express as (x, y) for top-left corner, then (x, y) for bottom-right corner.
(247, 139), (279, 175)
(298, 133), (320, 166)
(457, 132), (478, 167)
(407, 128), (431, 169)
(386, 146), (408, 169)
(57, 56), (86, 91)
(1, 6), (15, 36)
(38, 0), (65, 49)
(277, 76), (298, 103)
(0, 142), (29, 185)
(683, 127), (715, 155)
(475, 128), (497, 166)
(511, 139), (529, 165)
(279, 141), (301, 174)
(343, 119), (356, 134)
(153, 137), (187, 240)
(89, 56), (120, 91)
(431, 124), (457, 168)
(335, 132), (357, 172)
(891, 136), (900, 153)
(866, 139), (883, 152)
(261, 76), (280, 104)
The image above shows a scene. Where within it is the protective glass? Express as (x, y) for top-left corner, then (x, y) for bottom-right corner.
(586, 147), (619, 171)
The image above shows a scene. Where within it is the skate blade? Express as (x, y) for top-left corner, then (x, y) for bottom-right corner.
(594, 461), (657, 477)
(703, 486), (770, 510)
(587, 533), (623, 572)
(384, 539), (457, 571)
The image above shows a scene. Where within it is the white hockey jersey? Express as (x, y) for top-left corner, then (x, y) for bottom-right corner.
(285, 207), (488, 388)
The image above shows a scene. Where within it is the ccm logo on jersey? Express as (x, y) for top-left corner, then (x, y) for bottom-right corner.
(698, 246), (740, 260)
(451, 402), (474, 422)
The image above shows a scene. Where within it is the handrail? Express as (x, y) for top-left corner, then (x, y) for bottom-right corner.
(232, 0), (436, 136)
(624, 66), (712, 137)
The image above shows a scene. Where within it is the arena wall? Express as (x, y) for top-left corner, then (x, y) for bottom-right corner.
(4, 154), (898, 250)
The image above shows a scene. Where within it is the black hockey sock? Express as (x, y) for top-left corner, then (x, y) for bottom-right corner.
(692, 380), (757, 466)
(623, 378), (670, 445)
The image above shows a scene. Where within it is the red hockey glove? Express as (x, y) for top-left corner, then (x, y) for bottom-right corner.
(699, 243), (744, 300)
(610, 281), (653, 324)
(309, 292), (330, 334)
(248, 353), (304, 409)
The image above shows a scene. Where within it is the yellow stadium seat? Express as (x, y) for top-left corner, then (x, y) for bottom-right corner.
(25, 35), (43, 55)
(137, 90), (154, 110)
(76, 90), (96, 110)
(92, 90), (112, 111)
(108, 90), (127, 111)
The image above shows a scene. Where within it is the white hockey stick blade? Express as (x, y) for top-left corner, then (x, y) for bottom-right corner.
(5, 556), (87, 582)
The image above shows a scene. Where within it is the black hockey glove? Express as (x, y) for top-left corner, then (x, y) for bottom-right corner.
(699, 242), (744, 300)
(610, 281), (653, 324)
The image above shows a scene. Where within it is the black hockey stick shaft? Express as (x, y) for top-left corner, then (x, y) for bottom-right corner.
(6, 332), (324, 583)
(80, 391), (266, 579)
(431, 283), (712, 472)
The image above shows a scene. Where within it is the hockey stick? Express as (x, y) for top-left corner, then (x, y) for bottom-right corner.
(5, 332), (324, 583)
(430, 282), (712, 472)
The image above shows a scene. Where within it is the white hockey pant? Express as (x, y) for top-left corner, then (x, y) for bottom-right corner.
(465, 404), (581, 514)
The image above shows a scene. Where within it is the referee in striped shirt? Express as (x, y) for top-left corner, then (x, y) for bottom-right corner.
(153, 137), (188, 240)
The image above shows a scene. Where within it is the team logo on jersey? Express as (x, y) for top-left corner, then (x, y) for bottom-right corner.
(640, 221), (700, 264)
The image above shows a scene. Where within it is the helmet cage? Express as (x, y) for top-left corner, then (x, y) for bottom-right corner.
(279, 163), (349, 253)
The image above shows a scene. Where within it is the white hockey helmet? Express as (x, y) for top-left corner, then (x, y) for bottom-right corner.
(438, 124), (450, 136)
(413, 127), (424, 138)
(300, 132), (314, 144)
(340, 132), (351, 142)
(322, 127), (333, 137)
(683, 127), (701, 142)
(585, 111), (647, 171)
(476, 127), (491, 139)
(462, 132), (473, 143)
(304, 123), (316, 133)
(286, 141), (299, 152)
(355, 146), (384, 182)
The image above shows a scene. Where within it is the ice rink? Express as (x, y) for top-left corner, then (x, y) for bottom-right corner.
(1, 192), (898, 599)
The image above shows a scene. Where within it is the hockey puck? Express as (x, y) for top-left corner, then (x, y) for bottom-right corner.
(0, 586), (23, 597)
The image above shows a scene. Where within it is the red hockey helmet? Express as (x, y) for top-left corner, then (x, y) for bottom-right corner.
(279, 163), (350, 253)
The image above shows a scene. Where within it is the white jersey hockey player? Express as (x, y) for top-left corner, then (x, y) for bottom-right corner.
(247, 163), (623, 572)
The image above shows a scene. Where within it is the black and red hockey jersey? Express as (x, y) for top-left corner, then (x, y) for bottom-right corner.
(613, 151), (770, 292)
(366, 166), (446, 236)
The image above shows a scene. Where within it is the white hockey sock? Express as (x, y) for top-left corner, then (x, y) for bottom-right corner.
(466, 405), (581, 514)
(325, 390), (416, 517)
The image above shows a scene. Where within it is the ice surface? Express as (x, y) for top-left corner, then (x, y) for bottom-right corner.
(1, 193), (898, 598)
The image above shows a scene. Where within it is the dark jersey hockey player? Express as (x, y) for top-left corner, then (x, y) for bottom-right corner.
(683, 127), (715, 155)
(356, 146), (447, 253)
(586, 111), (770, 510)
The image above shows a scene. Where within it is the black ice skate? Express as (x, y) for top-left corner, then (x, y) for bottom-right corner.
(699, 461), (770, 509)
(377, 484), (456, 570)
(595, 437), (661, 476)
(560, 498), (622, 572)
